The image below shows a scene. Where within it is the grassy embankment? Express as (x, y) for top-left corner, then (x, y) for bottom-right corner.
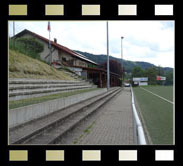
(133, 85), (173, 145)
(9, 49), (98, 109)
(9, 49), (74, 80)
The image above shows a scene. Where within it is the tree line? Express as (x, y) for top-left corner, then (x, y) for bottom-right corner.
(101, 60), (173, 86)
(131, 66), (173, 85)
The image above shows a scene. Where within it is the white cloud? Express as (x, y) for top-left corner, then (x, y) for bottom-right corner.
(8, 21), (174, 68)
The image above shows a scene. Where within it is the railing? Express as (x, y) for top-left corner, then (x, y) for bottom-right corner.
(130, 86), (147, 145)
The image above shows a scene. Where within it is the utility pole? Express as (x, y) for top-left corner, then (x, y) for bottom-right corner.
(107, 21), (110, 90)
(13, 22), (15, 36)
(121, 36), (124, 86)
(13, 21), (15, 48)
(48, 21), (52, 65)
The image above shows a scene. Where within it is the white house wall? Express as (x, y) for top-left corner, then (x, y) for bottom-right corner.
(58, 50), (88, 67)
(59, 50), (73, 61)
(75, 59), (88, 67)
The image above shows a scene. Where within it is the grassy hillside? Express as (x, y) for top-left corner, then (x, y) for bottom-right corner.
(75, 50), (173, 73)
(9, 49), (75, 80)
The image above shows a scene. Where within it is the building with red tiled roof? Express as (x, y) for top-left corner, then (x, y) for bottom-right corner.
(13, 29), (98, 68)
(12, 29), (121, 87)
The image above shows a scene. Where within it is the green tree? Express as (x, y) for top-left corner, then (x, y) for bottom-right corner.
(131, 66), (144, 78)
(158, 65), (164, 76)
(144, 67), (158, 85)
(16, 37), (44, 53)
(10, 37), (44, 60)
(165, 71), (173, 85)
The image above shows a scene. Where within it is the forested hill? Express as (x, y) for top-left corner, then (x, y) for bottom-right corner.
(74, 50), (173, 73)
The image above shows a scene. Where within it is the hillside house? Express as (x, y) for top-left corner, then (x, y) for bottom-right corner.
(12, 29), (121, 87)
(13, 29), (98, 69)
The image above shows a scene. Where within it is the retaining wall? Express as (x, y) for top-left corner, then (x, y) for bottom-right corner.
(9, 88), (107, 128)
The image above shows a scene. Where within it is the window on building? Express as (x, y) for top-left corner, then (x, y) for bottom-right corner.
(62, 57), (66, 62)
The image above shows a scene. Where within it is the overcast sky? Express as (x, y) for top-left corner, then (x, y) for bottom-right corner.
(9, 21), (174, 68)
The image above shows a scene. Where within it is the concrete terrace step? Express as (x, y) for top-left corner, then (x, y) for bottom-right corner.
(9, 78), (84, 84)
(9, 83), (90, 91)
(9, 85), (95, 101)
(9, 88), (107, 128)
(9, 85), (93, 96)
(9, 87), (121, 144)
(9, 78), (96, 101)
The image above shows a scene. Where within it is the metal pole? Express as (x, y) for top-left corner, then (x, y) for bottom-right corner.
(107, 21), (110, 90)
(13, 22), (15, 48)
(121, 37), (124, 86)
(49, 31), (52, 64)
(48, 22), (52, 64)
(13, 22), (15, 36)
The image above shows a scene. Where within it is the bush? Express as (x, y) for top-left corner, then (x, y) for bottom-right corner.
(9, 37), (44, 60)
(16, 37), (44, 53)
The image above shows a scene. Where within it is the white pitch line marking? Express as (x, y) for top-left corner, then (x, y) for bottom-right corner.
(140, 87), (174, 104)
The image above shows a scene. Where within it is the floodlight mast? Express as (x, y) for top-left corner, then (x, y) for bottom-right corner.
(107, 21), (110, 90)
(121, 36), (124, 86)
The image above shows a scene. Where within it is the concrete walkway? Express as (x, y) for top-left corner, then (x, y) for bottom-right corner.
(74, 87), (134, 145)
